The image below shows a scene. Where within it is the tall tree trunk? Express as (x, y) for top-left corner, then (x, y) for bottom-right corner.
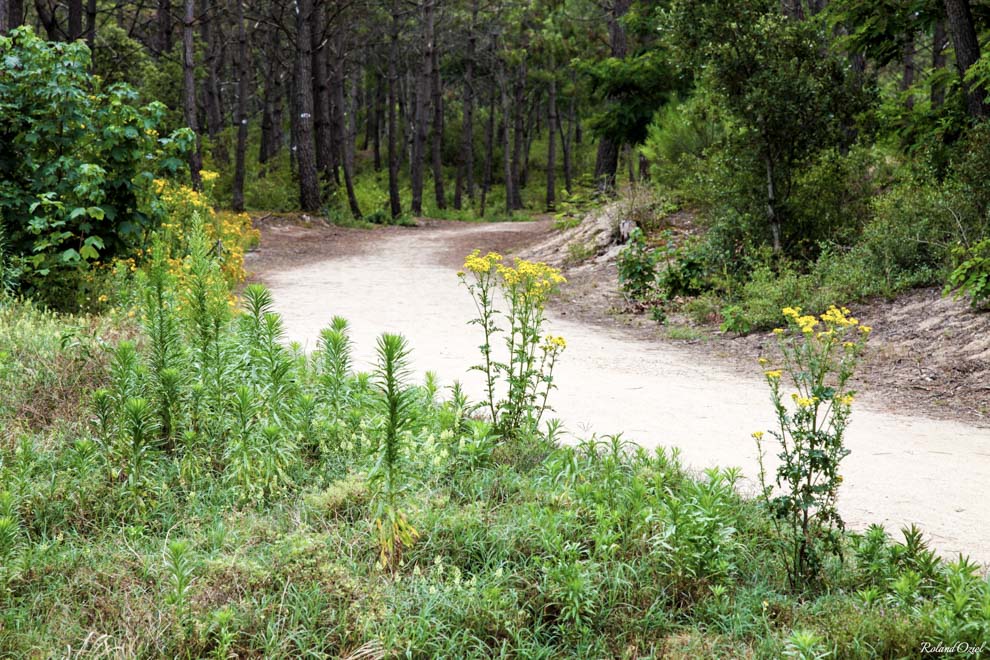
(387, 0), (401, 218)
(765, 155), (781, 252)
(781, 0), (804, 19)
(232, 0), (248, 211)
(68, 0), (83, 40)
(508, 62), (525, 209)
(294, 0), (321, 212)
(546, 67), (557, 212)
(479, 82), (496, 218)
(902, 33), (916, 109)
(943, 0), (986, 117)
(85, 0), (96, 46)
(430, 37), (445, 210)
(455, 0), (477, 209)
(157, 0), (172, 55)
(593, 0), (630, 194)
(259, 30), (284, 170)
(373, 77), (383, 171)
(410, 0), (435, 215)
(201, 0), (227, 164)
(312, 0), (334, 180)
(501, 68), (513, 215)
(520, 95), (536, 189)
(182, 0), (203, 188)
(558, 88), (574, 193)
(932, 20), (948, 107)
(334, 55), (363, 219)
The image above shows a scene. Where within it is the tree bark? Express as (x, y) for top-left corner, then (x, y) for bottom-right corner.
(780, 0), (804, 19)
(410, 0), (435, 215)
(593, 0), (631, 194)
(182, 0), (203, 188)
(502, 67), (513, 215)
(68, 0), (83, 40)
(546, 66), (557, 211)
(387, 0), (401, 218)
(259, 28), (284, 170)
(455, 0), (477, 209)
(765, 155), (781, 252)
(157, 0), (172, 55)
(508, 62), (525, 209)
(901, 33), (915, 109)
(232, 0), (248, 212)
(932, 20), (948, 108)
(373, 77), (384, 171)
(430, 34), (445, 210)
(943, 0), (986, 117)
(85, 0), (96, 46)
(312, 0), (334, 180)
(334, 54), (363, 219)
(294, 0), (321, 212)
(33, 0), (60, 39)
(201, 0), (227, 164)
(479, 81), (496, 218)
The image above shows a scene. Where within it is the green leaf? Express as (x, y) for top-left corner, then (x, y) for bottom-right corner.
(86, 206), (105, 220)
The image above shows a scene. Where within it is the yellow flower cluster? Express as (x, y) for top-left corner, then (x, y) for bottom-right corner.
(542, 335), (567, 351)
(791, 394), (819, 408)
(764, 370), (782, 380)
(781, 304), (866, 335)
(149, 180), (259, 286)
(820, 305), (858, 327)
(463, 249), (503, 274)
(496, 259), (566, 301)
(781, 306), (820, 334)
(200, 169), (220, 184)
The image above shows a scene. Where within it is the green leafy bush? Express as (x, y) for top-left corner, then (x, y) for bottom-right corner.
(945, 238), (990, 308)
(0, 27), (191, 303)
(617, 228), (658, 300)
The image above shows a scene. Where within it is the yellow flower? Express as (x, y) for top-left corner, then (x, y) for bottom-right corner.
(542, 335), (567, 351)
(772, 328), (785, 335)
(463, 249), (502, 274)
(752, 431), (764, 440)
(764, 370), (782, 380)
(796, 315), (819, 334)
(758, 357), (769, 366)
(97, 294), (109, 303)
(859, 325), (872, 334)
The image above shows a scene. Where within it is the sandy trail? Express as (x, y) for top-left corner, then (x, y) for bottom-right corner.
(259, 220), (990, 565)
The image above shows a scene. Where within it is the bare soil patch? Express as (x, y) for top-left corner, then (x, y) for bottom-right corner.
(519, 206), (990, 427)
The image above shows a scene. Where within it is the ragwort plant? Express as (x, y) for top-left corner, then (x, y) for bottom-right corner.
(459, 250), (567, 440)
(754, 305), (871, 590)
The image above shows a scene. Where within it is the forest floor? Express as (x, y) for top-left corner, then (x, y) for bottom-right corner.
(246, 212), (990, 565)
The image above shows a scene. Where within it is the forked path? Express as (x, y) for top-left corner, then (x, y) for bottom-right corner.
(257, 220), (990, 565)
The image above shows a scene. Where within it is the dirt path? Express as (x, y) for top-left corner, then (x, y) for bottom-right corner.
(250, 218), (990, 565)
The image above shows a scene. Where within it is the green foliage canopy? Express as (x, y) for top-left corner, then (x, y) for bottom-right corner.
(0, 27), (191, 296)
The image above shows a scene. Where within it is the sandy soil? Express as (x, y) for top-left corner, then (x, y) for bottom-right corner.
(248, 217), (990, 566)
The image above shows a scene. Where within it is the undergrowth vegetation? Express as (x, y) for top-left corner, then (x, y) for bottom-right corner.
(2, 227), (988, 656)
(614, 2), (990, 331)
